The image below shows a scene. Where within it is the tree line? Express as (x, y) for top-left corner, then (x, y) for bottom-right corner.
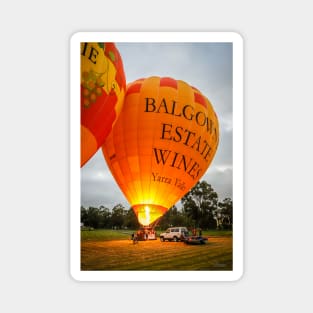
(81, 180), (232, 230)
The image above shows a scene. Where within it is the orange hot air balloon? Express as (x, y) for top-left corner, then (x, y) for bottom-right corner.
(102, 76), (219, 226)
(81, 42), (126, 167)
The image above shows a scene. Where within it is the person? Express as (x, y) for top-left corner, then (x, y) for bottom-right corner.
(133, 232), (138, 244)
(198, 228), (202, 236)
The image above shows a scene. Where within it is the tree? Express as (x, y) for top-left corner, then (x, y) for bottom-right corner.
(98, 205), (111, 228)
(81, 206), (101, 228)
(181, 181), (218, 229)
(214, 198), (233, 230)
(111, 203), (126, 229)
(157, 205), (190, 229)
(81, 206), (88, 225)
(124, 208), (139, 229)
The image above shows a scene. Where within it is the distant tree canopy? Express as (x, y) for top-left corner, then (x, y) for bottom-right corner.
(81, 180), (232, 230)
(81, 204), (139, 230)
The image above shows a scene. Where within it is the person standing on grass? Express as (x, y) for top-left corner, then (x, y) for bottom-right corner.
(132, 232), (138, 244)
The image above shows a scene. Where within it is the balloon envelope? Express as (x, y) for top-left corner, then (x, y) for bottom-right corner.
(102, 76), (219, 226)
(81, 42), (126, 167)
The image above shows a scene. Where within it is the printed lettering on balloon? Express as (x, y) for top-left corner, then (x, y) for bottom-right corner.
(81, 42), (99, 64)
(145, 96), (218, 189)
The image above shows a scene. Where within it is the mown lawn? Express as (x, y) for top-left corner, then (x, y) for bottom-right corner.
(81, 228), (232, 241)
(81, 229), (133, 241)
(81, 229), (232, 271)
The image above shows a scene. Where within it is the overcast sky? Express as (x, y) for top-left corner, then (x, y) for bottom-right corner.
(81, 42), (233, 210)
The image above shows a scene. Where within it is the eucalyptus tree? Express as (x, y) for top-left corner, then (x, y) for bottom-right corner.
(181, 180), (218, 229)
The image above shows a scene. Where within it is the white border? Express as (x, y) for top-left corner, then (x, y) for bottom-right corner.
(70, 32), (243, 282)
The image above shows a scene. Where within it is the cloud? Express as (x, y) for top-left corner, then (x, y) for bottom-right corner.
(203, 165), (233, 201)
(81, 150), (128, 208)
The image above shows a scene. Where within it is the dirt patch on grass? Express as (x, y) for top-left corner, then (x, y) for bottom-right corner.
(81, 236), (232, 271)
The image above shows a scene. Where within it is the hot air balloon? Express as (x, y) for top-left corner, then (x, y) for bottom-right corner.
(81, 42), (126, 167)
(102, 76), (219, 226)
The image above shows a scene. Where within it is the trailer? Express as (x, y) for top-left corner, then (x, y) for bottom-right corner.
(183, 235), (208, 245)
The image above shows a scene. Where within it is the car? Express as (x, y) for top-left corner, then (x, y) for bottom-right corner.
(136, 226), (157, 240)
(159, 227), (189, 242)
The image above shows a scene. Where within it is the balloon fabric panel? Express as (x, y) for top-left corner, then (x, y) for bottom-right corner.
(102, 76), (219, 226)
(80, 42), (126, 167)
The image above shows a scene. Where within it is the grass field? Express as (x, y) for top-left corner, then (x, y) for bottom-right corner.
(81, 229), (232, 271)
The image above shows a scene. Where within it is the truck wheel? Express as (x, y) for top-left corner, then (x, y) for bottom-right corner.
(160, 237), (164, 242)
(173, 236), (178, 242)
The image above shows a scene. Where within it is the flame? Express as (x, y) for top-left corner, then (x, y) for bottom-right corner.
(137, 206), (150, 226)
(133, 204), (168, 226)
(145, 206), (150, 224)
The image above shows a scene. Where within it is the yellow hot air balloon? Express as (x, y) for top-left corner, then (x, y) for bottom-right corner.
(102, 76), (219, 226)
(81, 42), (126, 167)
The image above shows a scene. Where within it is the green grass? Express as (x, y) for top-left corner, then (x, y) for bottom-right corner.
(81, 228), (232, 241)
(81, 229), (233, 271)
(81, 229), (132, 241)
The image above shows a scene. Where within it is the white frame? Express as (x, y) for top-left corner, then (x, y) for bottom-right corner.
(70, 32), (243, 281)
